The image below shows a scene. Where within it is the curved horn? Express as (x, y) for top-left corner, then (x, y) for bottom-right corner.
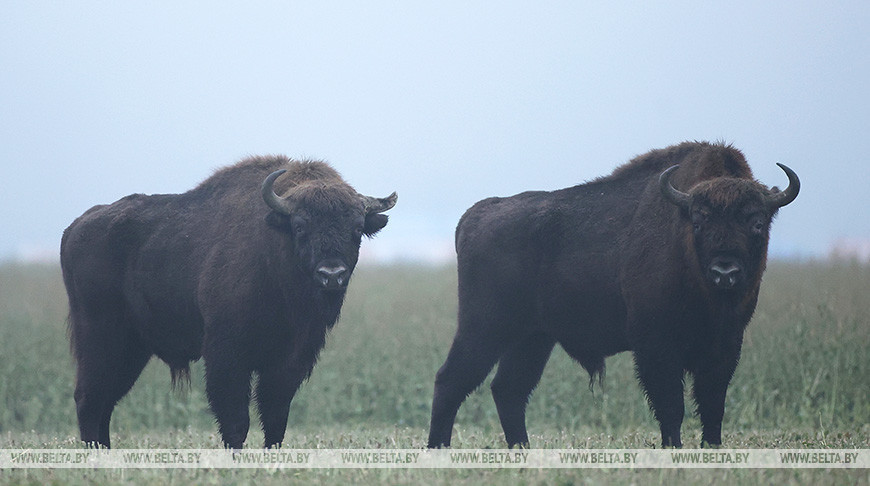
(765, 163), (800, 210)
(261, 169), (296, 215)
(659, 165), (691, 210)
(361, 192), (398, 214)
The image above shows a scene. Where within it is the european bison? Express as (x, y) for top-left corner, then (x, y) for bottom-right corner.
(61, 156), (396, 448)
(428, 141), (799, 448)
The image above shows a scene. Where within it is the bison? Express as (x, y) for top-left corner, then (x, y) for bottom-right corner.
(60, 156), (396, 448)
(427, 141), (799, 448)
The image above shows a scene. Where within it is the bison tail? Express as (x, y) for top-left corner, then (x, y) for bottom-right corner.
(170, 365), (192, 392)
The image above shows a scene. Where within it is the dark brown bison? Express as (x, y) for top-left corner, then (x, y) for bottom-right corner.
(427, 141), (799, 448)
(61, 156), (396, 448)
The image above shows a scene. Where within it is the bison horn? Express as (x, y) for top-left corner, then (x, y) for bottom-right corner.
(765, 163), (800, 210)
(659, 165), (691, 210)
(361, 192), (398, 214)
(261, 169), (296, 215)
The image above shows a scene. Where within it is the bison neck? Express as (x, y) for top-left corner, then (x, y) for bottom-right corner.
(268, 286), (346, 370)
(288, 286), (347, 330)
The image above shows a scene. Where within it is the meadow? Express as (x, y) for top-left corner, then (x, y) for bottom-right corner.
(0, 259), (867, 484)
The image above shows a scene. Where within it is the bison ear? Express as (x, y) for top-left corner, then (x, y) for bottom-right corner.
(363, 213), (389, 237)
(265, 212), (293, 232)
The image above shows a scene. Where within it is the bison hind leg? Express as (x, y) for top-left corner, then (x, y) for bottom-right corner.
(74, 335), (152, 448)
(490, 333), (556, 448)
(427, 338), (504, 448)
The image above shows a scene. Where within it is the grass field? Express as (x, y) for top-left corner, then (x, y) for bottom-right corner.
(0, 259), (867, 484)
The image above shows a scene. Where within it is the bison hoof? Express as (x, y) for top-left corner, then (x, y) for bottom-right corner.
(508, 441), (531, 449)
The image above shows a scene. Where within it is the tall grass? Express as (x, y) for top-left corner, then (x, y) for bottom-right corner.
(0, 260), (868, 483)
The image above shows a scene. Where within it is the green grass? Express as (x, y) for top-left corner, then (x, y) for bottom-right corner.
(0, 260), (868, 484)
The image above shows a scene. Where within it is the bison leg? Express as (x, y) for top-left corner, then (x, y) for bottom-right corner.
(205, 357), (252, 449)
(73, 387), (108, 448)
(634, 352), (685, 448)
(73, 322), (152, 448)
(255, 365), (309, 449)
(490, 333), (555, 448)
(427, 337), (504, 448)
(692, 356), (740, 447)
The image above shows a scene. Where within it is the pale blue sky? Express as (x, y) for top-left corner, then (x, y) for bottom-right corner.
(2, 2), (868, 262)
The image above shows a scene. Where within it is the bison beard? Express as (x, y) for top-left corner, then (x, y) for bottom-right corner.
(61, 156), (396, 449)
(427, 141), (799, 448)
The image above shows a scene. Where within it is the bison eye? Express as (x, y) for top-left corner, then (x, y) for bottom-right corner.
(746, 212), (766, 235)
(290, 217), (308, 236)
(691, 212), (706, 234)
(751, 219), (765, 235)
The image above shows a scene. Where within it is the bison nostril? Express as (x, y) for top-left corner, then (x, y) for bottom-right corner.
(315, 265), (349, 289)
(710, 263), (741, 289)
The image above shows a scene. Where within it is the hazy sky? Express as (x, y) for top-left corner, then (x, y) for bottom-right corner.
(2, 2), (868, 263)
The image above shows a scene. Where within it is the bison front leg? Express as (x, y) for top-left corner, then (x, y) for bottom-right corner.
(692, 374), (727, 447)
(634, 351), (685, 448)
(255, 365), (309, 449)
(205, 357), (253, 449)
(692, 352), (741, 447)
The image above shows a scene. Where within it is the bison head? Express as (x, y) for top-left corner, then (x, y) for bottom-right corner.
(262, 168), (397, 292)
(659, 164), (799, 292)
